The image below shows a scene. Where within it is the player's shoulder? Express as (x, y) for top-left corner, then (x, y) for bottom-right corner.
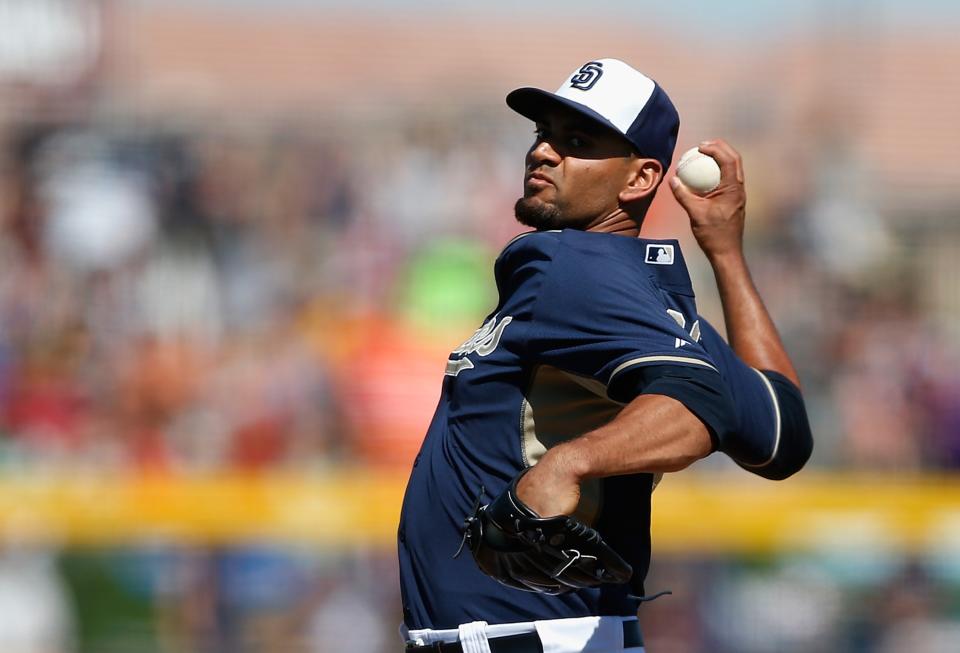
(495, 230), (696, 296)
(496, 230), (636, 287)
(499, 229), (635, 269)
(555, 231), (695, 294)
(633, 237), (696, 297)
(494, 230), (563, 283)
(498, 229), (563, 259)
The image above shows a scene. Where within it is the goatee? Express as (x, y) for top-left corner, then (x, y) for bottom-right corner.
(514, 197), (564, 230)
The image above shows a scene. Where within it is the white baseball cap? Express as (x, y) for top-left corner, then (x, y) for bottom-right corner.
(506, 58), (680, 172)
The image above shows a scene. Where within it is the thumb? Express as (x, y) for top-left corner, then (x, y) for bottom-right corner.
(669, 175), (700, 212)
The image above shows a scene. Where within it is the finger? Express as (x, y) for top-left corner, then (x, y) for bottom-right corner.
(697, 140), (744, 185)
(695, 140), (739, 185)
(669, 175), (703, 210)
(709, 139), (745, 185)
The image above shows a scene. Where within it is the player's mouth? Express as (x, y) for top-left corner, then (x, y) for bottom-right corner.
(525, 171), (554, 188)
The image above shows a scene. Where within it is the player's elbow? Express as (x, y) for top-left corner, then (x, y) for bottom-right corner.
(660, 427), (715, 472)
(753, 428), (813, 480)
(660, 451), (704, 473)
(746, 381), (814, 481)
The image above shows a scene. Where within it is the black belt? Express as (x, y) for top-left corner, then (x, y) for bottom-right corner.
(406, 620), (642, 653)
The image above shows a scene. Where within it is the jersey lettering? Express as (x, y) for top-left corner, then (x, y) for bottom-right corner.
(445, 315), (513, 376)
(666, 309), (701, 348)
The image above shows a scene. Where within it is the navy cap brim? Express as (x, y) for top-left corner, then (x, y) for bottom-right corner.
(506, 87), (632, 146)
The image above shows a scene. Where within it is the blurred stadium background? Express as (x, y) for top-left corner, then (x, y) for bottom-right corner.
(1, 0), (959, 651)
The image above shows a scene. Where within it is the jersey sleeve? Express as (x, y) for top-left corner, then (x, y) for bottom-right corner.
(607, 363), (737, 450)
(698, 318), (813, 479)
(525, 237), (718, 388)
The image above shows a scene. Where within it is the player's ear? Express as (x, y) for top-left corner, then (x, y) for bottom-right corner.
(619, 158), (662, 205)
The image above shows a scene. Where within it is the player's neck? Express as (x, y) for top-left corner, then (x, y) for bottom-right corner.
(584, 210), (642, 237)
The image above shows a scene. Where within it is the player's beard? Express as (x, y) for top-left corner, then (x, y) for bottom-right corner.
(514, 197), (564, 230)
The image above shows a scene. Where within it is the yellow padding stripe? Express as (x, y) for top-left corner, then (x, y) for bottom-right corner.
(0, 472), (957, 554)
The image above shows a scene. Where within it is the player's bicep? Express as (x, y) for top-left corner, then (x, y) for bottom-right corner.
(608, 363), (737, 452)
(699, 319), (813, 480)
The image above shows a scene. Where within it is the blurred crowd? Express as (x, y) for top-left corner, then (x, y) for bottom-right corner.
(2, 39), (960, 650)
(0, 109), (537, 472)
(3, 546), (959, 652)
(0, 0), (959, 648)
(1, 107), (958, 475)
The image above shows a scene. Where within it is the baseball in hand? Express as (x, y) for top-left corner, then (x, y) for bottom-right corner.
(676, 147), (721, 194)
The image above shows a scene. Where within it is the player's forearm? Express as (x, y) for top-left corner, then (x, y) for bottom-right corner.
(708, 250), (801, 388)
(516, 393), (712, 516)
(670, 140), (801, 389)
(553, 394), (711, 480)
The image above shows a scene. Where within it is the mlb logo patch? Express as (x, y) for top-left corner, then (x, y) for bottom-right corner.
(645, 244), (674, 265)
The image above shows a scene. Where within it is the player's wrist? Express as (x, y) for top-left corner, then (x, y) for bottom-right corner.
(704, 247), (748, 272)
(541, 442), (590, 484)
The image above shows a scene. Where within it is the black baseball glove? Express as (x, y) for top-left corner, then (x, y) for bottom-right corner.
(458, 473), (632, 594)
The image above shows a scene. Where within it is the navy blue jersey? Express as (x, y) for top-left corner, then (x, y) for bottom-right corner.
(397, 229), (777, 629)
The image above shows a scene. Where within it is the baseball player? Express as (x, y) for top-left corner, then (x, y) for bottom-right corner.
(398, 59), (812, 653)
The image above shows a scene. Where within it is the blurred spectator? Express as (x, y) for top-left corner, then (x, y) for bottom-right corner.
(0, 549), (75, 653)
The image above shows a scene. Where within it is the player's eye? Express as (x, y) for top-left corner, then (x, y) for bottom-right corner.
(568, 135), (586, 148)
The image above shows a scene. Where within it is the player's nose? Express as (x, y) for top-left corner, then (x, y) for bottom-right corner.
(527, 138), (561, 167)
